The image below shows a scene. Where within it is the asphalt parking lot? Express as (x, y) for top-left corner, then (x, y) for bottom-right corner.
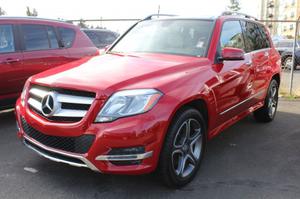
(0, 100), (300, 199)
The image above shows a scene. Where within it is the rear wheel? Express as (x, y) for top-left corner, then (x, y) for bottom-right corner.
(283, 56), (296, 70)
(253, 79), (279, 122)
(158, 108), (206, 188)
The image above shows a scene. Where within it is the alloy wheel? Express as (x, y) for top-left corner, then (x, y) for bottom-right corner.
(172, 118), (202, 178)
(268, 83), (278, 118)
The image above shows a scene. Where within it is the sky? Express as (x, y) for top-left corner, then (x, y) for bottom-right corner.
(0, 0), (261, 32)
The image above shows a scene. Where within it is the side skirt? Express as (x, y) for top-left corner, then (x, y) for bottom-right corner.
(207, 101), (264, 140)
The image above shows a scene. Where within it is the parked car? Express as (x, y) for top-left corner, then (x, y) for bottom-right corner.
(274, 39), (299, 55)
(274, 39), (300, 70)
(0, 17), (99, 110)
(82, 28), (119, 49)
(16, 13), (281, 188)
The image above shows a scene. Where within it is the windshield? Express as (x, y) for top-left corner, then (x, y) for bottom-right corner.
(110, 19), (214, 57)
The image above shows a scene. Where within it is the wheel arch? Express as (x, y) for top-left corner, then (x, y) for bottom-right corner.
(272, 73), (280, 85)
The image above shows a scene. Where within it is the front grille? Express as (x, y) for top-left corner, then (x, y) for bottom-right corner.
(21, 117), (95, 154)
(27, 84), (96, 123)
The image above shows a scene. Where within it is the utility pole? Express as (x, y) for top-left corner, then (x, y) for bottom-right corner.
(157, 5), (160, 17)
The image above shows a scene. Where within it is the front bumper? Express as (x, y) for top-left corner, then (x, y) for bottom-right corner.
(15, 98), (170, 175)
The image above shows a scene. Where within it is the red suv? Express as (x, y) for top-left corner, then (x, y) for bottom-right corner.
(0, 17), (98, 110)
(15, 13), (281, 188)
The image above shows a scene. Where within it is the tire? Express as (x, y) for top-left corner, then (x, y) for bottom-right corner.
(283, 56), (296, 70)
(253, 79), (279, 123)
(158, 107), (206, 188)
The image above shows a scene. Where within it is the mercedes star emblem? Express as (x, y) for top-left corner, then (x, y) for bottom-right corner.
(41, 92), (59, 117)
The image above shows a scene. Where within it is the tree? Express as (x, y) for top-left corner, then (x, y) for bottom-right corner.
(78, 19), (89, 28)
(26, 7), (38, 16)
(228, 0), (241, 12)
(0, 7), (6, 16)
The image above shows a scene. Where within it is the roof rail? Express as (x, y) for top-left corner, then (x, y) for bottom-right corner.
(221, 11), (258, 21)
(143, 14), (177, 21)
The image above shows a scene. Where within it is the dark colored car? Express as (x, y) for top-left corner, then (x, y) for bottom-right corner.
(82, 29), (119, 49)
(16, 13), (280, 188)
(0, 17), (99, 110)
(274, 39), (300, 69)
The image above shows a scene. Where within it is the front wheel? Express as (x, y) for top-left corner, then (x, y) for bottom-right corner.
(158, 108), (206, 188)
(253, 79), (279, 122)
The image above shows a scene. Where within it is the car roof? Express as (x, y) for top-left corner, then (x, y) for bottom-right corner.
(0, 16), (75, 27)
(143, 12), (262, 25)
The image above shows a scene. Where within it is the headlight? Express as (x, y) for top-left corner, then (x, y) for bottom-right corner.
(95, 89), (163, 122)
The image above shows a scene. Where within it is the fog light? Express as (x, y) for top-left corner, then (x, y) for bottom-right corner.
(108, 146), (145, 155)
(96, 146), (153, 166)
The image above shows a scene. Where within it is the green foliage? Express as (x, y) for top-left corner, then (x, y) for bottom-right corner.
(78, 19), (89, 28)
(26, 7), (38, 16)
(0, 7), (6, 16)
(228, 0), (241, 12)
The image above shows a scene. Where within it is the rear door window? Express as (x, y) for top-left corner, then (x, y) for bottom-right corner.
(21, 24), (50, 51)
(257, 24), (271, 49)
(46, 26), (59, 49)
(58, 27), (75, 48)
(240, 21), (265, 52)
(0, 25), (15, 53)
(220, 20), (245, 50)
(84, 30), (117, 47)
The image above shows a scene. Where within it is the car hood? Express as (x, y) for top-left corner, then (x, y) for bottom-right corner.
(32, 53), (210, 98)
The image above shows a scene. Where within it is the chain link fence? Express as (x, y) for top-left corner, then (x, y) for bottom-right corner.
(261, 19), (300, 97)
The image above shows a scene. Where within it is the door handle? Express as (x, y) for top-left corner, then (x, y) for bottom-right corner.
(5, 58), (20, 64)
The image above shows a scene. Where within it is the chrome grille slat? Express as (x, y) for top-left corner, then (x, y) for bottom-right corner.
(56, 94), (94, 105)
(27, 85), (95, 122)
(29, 87), (48, 98)
(53, 109), (87, 117)
(28, 98), (42, 112)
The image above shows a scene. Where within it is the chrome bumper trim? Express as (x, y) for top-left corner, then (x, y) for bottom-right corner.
(23, 135), (99, 172)
(95, 151), (153, 161)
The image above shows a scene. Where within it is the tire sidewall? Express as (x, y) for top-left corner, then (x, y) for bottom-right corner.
(162, 108), (207, 187)
(266, 79), (279, 120)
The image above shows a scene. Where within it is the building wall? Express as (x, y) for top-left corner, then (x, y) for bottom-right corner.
(261, 0), (280, 35)
(279, 0), (297, 38)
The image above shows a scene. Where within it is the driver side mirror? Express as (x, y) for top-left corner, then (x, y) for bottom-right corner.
(218, 47), (245, 62)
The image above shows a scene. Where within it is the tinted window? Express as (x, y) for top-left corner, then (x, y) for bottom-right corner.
(0, 25), (15, 53)
(58, 27), (75, 48)
(22, 25), (49, 51)
(220, 21), (245, 50)
(47, 26), (59, 49)
(111, 19), (214, 57)
(257, 24), (271, 48)
(241, 21), (264, 52)
(84, 30), (117, 48)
